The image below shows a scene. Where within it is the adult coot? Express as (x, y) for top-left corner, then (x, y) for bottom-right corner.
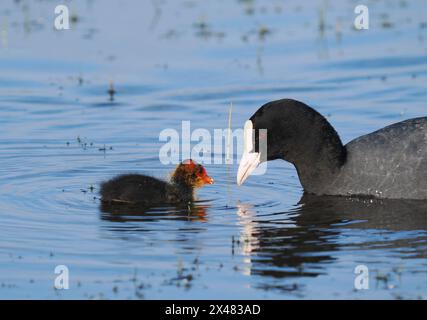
(101, 159), (213, 205)
(237, 99), (427, 200)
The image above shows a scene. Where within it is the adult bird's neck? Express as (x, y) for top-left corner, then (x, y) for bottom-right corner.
(286, 116), (347, 195)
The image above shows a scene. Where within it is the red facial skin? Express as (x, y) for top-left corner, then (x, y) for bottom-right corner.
(172, 159), (214, 188)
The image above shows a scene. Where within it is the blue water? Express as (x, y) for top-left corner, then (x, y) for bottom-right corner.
(0, 0), (427, 299)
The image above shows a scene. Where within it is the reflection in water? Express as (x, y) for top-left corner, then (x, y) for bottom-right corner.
(236, 203), (260, 276)
(296, 195), (427, 233)
(100, 201), (210, 224)
(237, 195), (427, 293)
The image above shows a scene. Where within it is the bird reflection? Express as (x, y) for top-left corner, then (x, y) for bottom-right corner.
(99, 192), (427, 295)
(296, 194), (427, 232)
(236, 194), (427, 293)
(100, 201), (209, 223)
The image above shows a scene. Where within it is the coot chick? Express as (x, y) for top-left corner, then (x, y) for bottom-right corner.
(101, 159), (213, 205)
(237, 99), (427, 200)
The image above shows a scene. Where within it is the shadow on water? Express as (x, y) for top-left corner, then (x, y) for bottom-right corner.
(236, 195), (427, 293)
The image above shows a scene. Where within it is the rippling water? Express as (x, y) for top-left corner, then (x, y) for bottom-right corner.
(1, 0), (427, 299)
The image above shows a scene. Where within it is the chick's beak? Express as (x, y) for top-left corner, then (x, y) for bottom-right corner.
(205, 176), (214, 184)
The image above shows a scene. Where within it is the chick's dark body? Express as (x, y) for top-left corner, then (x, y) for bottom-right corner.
(100, 174), (193, 205)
